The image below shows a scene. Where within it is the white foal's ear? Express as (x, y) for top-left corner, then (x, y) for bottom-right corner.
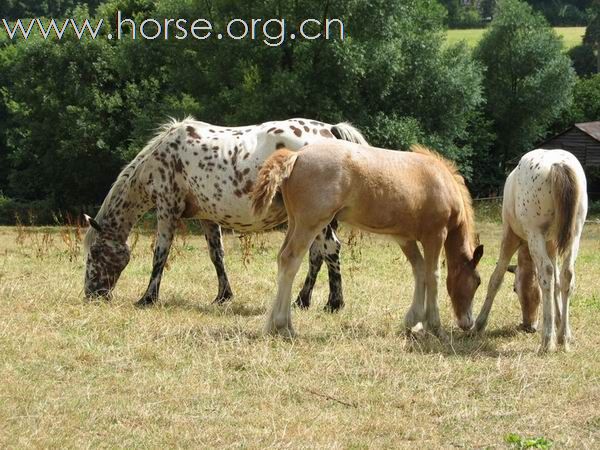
(507, 265), (517, 275)
(85, 214), (103, 233)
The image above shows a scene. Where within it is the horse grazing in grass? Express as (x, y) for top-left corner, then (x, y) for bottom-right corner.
(251, 142), (484, 337)
(83, 117), (367, 308)
(475, 149), (587, 352)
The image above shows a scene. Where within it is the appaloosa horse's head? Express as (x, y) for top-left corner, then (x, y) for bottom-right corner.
(83, 215), (130, 299)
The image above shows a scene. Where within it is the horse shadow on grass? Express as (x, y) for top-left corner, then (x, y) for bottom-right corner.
(131, 297), (535, 356)
(403, 324), (533, 358)
(154, 295), (266, 317)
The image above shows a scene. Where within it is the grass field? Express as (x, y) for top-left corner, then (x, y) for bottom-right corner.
(1, 217), (600, 448)
(447, 27), (586, 50)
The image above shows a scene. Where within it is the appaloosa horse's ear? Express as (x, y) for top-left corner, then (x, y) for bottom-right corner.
(472, 245), (484, 267)
(507, 265), (517, 274)
(85, 214), (103, 233)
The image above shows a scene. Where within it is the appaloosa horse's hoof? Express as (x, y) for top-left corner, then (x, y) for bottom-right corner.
(323, 300), (344, 313)
(295, 294), (311, 309)
(212, 290), (234, 305)
(135, 297), (156, 308)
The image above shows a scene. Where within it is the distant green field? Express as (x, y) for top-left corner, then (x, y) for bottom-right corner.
(447, 27), (585, 50)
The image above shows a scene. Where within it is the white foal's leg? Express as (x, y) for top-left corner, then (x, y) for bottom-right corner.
(475, 226), (521, 332)
(528, 233), (557, 352)
(266, 222), (323, 337)
(558, 233), (581, 350)
(547, 244), (562, 328)
(399, 241), (426, 330)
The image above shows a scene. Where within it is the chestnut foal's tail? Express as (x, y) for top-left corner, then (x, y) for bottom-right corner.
(251, 148), (299, 216)
(551, 162), (581, 255)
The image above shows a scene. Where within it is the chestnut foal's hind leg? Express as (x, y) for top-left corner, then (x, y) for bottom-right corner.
(200, 220), (233, 304)
(267, 222), (326, 337)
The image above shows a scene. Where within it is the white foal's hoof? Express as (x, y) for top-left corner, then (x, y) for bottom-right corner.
(557, 332), (573, 352)
(539, 334), (557, 353)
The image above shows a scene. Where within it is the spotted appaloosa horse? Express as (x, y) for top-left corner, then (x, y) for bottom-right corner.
(83, 117), (367, 308)
(475, 149), (587, 352)
(252, 143), (484, 337)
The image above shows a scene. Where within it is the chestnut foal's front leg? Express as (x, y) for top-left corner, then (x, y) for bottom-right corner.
(399, 240), (426, 330)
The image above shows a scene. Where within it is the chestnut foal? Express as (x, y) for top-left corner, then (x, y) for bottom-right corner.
(252, 142), (484, 337)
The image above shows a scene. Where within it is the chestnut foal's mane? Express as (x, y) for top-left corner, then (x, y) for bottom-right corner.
(410, 144), (476, 249)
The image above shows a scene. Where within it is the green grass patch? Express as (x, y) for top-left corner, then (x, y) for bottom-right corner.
(447, 27), (585, 50)
(1, 222), (600, 447)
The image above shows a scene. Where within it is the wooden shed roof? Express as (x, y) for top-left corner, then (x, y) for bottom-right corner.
(574, 122), (600, 142)
(539, 121), (600, 146)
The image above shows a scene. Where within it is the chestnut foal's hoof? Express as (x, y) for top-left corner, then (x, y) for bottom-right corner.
(518, 323), (537, 334)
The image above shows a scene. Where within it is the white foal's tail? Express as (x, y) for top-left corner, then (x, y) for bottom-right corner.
(551, 163), (581, 255)
(251, 148), (299, 216)
(331, 122), (368, 146)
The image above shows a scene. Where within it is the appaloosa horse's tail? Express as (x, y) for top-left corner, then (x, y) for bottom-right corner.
(331, 122), (368, 146)
(551, 162), (581, 255)
(252, 149), (298, 216)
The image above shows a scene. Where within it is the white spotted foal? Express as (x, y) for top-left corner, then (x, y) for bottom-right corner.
(83, 117), (367, 308)
(475, 149), (587, 352)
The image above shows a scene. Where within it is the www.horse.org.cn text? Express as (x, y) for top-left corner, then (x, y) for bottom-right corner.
(1, 12), (346, 47)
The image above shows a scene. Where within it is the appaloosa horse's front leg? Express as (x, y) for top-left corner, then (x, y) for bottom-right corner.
(296, 221), (344, 311)
(136, 213), (177, 307)
(200, 220), (233, 304)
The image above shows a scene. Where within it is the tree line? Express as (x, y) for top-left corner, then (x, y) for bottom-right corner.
(0, 0), (599, 224)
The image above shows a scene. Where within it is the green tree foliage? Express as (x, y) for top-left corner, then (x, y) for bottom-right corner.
(568, 43), (597, 76)
(565, 73), (600, 122)
(475, 0), (576, 171)
(0, 0), (104, 18)
(525, 0), (589, 25)
(0, 0), (487, 214)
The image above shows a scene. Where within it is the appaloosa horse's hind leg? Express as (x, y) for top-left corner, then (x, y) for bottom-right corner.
(136, 209), (177, 307)
(296, 221), (344, 312)
(200, 220), (233, 304)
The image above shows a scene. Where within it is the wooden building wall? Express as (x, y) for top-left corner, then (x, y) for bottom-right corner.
(540, 127), (600, 168)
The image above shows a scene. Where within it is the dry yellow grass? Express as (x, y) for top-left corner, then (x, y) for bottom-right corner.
(1, 219), (600, 448)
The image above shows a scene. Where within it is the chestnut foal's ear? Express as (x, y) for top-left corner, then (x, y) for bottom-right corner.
(507, 265), (517, 274)
(84, 214), (103, 233)
(471, 245), (484, 267)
